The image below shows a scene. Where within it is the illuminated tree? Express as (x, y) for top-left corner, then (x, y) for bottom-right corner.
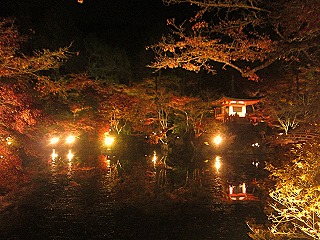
(98, 85), (144, 134)
(128, 78), (219, 147)
(127, 78), (203, 146)
(261, 66), (320, 134)
(0, 18), (71, 190)
(148, 0), (320, 80)
(0, 19), (71, 80)
(169, 95), (213, 137)
(0, 83), (39, 190)
(263, 94), (301, 135)
(248, 142), (320, 239)
(113, 82), (157, 136)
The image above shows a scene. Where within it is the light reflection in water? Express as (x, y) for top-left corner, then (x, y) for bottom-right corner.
(50, 149), (76, 178)
(105, 158), (111, 169)
(51, 149), (58, 162)
(50, 149), (58, 182)
(152, 151), (157, 166)
(214, 155), (222, 173)
(67, 149), (74, 161)
(67, 150), (74, 177)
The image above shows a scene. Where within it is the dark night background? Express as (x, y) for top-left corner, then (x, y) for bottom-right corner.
(0, 0), (193, 55)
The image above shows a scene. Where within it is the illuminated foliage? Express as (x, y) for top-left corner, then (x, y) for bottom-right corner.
(262, 94), (301, 135)
(261, 67), (320, 134)
(119, 78), (222, 162)
(169, 95), (213, 137)
(0, 84), (36, 132)
(0, 144), (25, 192)
(148, 0), (320, 80)
(46, 75), (155, 136)
(249, 142), (320, 239)
(0, 18), (72, 190)
(0, 19), (71, 80)
(99, 85), (141, 134)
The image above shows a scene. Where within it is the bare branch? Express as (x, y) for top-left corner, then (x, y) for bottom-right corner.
(163, 0), (269, 12)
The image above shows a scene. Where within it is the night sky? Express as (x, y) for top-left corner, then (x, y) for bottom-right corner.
(0, 0), (193, 55)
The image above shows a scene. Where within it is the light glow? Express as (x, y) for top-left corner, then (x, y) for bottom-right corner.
(105, 159), (111, 168)
(66, 135), (76, 144)
(67, 149), (74, 160)
(214, 156), (222, 173)
(6, 137), (13, 145)
(152, 151), (157, 165)
(51, 149), (58, 161)
(213, 135), (223, 146)
(229, 185), (234, 194)
(50, 137), (59, 145)
(252, 142), (260, 147)
(241, 183), (246, 194)
(104, 135), (114, 147)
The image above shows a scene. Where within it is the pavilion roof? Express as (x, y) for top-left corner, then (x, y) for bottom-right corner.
(212, 94), (264, 106)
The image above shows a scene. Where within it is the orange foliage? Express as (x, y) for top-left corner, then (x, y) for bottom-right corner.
(0, 19), (71, 79)
(149, 0), (320, 80)
(0, 145), (26, 192)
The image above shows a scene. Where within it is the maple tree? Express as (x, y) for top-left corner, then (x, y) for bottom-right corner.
(0, 18), (72, 190)
(0, 19), (71, 79)
(169, 95), (213, 137)
(0, 83), (39, 191)
(148, 0), (320, 80)
(44, 75), (155, 147)
(98, 85), (143, 135)
(127, 78), (202, 146)
(128, 78), (224, 177)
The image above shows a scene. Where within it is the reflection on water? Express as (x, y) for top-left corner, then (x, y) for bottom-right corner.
(67, 149), (74, 178)
(51, 149), (58, 161)
(211, 154), (268, 203)
(49, 148), (76, 180)
(0, 152), (268, 240)
(50, 149), (58, 183)
(152, 150), (157, 166)
(214, 155), (222, 173)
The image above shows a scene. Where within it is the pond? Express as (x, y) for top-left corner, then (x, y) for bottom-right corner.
(0, 147), (269, 240)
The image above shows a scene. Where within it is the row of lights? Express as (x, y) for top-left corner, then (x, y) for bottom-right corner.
(50, 135), (76, 145)
(51, 149), (74, 161)
(49, 133), (224, 170)
(50, 135), (76, 161)
(50, 134), (115, 147)
(49, 133), (115, 160)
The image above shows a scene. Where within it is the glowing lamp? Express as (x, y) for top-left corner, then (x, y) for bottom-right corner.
(104, 136), (114, 147)
(213, 135), (223, 146)
(66, 135), (76, 144)
(50, 137), (59, 145)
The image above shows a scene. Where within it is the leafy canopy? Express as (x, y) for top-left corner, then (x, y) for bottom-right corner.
(148, 0), (320, 80)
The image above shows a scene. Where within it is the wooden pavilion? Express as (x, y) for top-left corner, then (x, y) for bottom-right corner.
(213, 95), (263, 123)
